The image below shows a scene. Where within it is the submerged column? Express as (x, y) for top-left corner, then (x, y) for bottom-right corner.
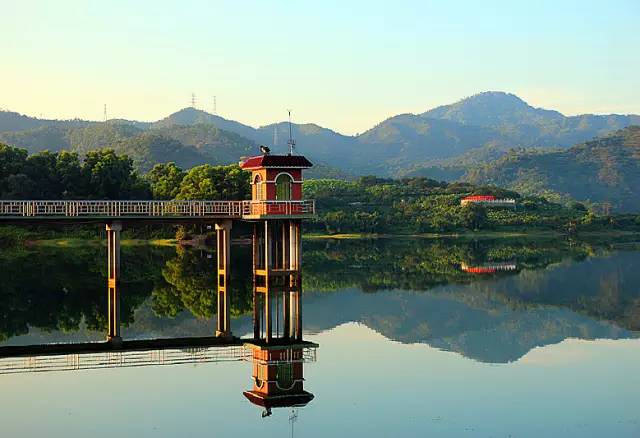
(215, 220), (233, 337)
(106, 221), (122, 344)
(291, 220), (303, 341)
(251, 219), (304, 343)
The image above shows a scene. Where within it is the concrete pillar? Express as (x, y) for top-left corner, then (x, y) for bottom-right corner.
(106, 221), (122, 344)
(293, 220), (303, 341)
(215, 220), (232, 338)
(264, 220), (271, 343)
(252, 223), (260, 340)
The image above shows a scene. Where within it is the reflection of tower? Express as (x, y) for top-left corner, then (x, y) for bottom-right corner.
(243, 346), (314, 417)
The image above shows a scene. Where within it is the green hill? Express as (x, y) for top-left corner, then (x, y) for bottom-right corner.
(466, 126), (640, 211)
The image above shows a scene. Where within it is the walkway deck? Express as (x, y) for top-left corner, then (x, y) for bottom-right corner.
(0, 199), (315, 222)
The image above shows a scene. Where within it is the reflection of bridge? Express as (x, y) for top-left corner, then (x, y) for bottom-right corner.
(0, 339), (317, 375)
(0, 338), (318, 415)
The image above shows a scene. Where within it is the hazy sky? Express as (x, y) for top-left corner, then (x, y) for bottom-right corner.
(3, 0), (639, 134)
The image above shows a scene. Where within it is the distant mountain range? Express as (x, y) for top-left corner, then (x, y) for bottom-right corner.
(1, 91), (639, 204)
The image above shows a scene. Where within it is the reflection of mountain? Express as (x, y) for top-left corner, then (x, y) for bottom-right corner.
(303, 288), (630, 363)
(301, 247), (640, 363)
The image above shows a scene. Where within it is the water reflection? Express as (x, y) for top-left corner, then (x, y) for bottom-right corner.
(1, 237), (639, 359)
(1, 237), (639, 435)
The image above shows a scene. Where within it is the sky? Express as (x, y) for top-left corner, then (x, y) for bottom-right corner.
(2, 0), (639, 135)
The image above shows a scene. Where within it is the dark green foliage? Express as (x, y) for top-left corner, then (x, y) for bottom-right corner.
(0, 143), (150, 199)
(175, 164), (250, 200)
(146, 163), (185, 199)
(304, 176), (639, 234)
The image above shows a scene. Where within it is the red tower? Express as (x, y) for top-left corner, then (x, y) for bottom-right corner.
(240, 154), (313, 218)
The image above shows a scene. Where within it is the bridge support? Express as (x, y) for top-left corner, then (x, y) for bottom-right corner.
(252, 220), (303, 343)
(215, 220), (232, 338)
(106, 221), (122, 345)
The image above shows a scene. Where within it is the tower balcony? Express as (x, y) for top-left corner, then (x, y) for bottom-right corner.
(241, 200), (315, 220)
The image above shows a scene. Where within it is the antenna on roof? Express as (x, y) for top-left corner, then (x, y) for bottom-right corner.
(287, 109), (296, 155)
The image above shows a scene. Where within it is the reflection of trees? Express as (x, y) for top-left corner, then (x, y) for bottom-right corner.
(0, 242), (255, 342)
(302, 238), (587, 292)
(303, 238), (640, 331)
(152, 245), (253, 320)
(0, 245), (165, 341)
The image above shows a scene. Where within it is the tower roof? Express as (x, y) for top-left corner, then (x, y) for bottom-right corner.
(240, 154), (313, 170)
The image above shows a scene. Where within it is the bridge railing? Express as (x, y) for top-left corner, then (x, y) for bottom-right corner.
(0, 199), (315, 219)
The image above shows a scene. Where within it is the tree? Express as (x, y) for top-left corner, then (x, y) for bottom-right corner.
(175, 164), (250, 200)
(81, 149), (150, 199)
(147, 162), (185, 199)
(461, 203), (487, 230)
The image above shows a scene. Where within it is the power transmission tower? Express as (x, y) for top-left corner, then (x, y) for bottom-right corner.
(191, 93), (196, 108)
(103, 104), (107, 122)
(213, 96), (217, 114)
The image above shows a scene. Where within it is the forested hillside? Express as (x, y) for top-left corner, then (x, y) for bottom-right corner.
(466, 126), (640, 212)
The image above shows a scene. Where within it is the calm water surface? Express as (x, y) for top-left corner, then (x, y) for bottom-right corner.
(1, 238), (639, 437)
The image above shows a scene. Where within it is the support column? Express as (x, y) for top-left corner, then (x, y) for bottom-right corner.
(252, 223), (260, 340)
(293, 220), (303, 341)
(264, 220), (272, 344)
(215, 220), (233, 338)
(106, 221), (122, 344)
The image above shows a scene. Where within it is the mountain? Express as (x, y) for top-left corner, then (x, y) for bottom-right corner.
(2, 92), (639, 178)
(0, 111), (93, 133)
(152, 107), (258, 141)
(422, 91), (640, 148)
(354, 114), (507, 174)
(467, 126), (640, 211)
(152, 123), (256, 163)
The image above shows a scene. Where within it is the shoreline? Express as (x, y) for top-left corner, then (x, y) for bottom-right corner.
(10, 229), (640, 248)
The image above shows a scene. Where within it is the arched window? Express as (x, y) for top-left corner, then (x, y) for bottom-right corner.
(275, 173), (292, 200)
(254, 174), (264, 200)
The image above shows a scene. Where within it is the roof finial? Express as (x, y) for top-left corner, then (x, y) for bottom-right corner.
(287, 109), (296, 156)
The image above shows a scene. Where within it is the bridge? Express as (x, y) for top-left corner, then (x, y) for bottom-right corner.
(0, 199), (315, 222)
(0, 153), (319, 413)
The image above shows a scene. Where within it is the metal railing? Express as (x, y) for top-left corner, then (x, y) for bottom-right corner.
(0, 200), (315, 219)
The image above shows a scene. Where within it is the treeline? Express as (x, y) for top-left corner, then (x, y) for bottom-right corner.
(2, 142), (640, 236)
(0, 143), (250, 201)
(304, 177), (640, 234)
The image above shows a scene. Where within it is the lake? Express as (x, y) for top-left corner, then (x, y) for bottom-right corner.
(1, 237), (639, 437)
